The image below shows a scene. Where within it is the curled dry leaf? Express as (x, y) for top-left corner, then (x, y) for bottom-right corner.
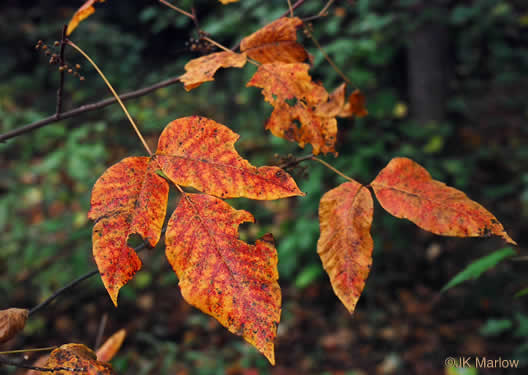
(318, 182), (374, 313)
(340, 89), (368, 118)
(96, 329), (126, 362)
(247, 63), (337, 155)
(240, 17), (308, 64)
(155, 116), (304, 200)
(180, 51), (247, 91)
(66, 0), (106, 36)
(0, 308), (28, 343)
(371, 157), (516, 244)
(45, 343), (115, 374)
(88, 157), (169, 306)
(166, 194), (281, 365)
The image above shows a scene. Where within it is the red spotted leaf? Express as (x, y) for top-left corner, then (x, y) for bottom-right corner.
(370, 157), (516, 244)
(88, 157), (169, 305)
(318, 181), (373, 313)
(45, 343), (114, 374)
(180, 51), (247, 91)
(240, 17), (308, 64)
(66, 0), (106, 36)
(166, 194), (281, 364)
(247, 63), (337, 155)
(155, 116), (304, 200)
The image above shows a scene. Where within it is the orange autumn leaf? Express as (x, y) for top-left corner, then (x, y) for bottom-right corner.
(240, 17), (308, 64)
(155, 116), (304, 200)
(180, 51), (247, 91)
(88, 157), (169, 306)
(315, 83), (346, 118)
(0, 308), (28, 343)
(66, 0), (106, 36)
(219, 0), (239, 3)
(339, 89), (368, 118)
(370, 157), (516, 244)
(247, 63), (337, 155)
(166, 194), (281, 365)
(96, 329), (126, 362)
(318, 181), (373, 313)
(45, 343), (115, 374)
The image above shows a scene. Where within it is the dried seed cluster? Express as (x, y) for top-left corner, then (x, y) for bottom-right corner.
(35, 40), (85, 81)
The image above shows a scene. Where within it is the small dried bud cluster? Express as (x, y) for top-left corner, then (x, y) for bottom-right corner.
(186, 31), (216, 54)
(303, 22), (314, 37)
(35, 40), (85, 81)
(273, 153), (309, 179)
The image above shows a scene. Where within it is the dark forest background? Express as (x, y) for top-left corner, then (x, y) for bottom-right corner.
(1, 0), (527, 374)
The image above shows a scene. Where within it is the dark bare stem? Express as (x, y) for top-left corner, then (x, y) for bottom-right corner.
(278, 153), (313, 169)
(307, 31), (352, 87)
(55, 25), (67, 118)
(0, 356), (83, 372)
(302, 0), (335, 22)
(94, 313), (108, 350)
(27, 236), (157, 317)
(0, 76), (181, 143)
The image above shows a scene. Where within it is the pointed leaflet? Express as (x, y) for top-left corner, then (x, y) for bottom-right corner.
(45, 344), (115, 374)
(96, 329), (126, 362)
(340, 89), (368, 118)
(66, 0), (106, 36)
(155, 116), (303, 200)
(247, 63), (337, 155)
(318, 181), (374, 313)
(240, 17), (308, 64)
(315, 84), (368, 119)
(88, 157), (169, 306)
(166, 194), (281, 364)
(370, 157), (516, 244)
(180, 51), (247, 91)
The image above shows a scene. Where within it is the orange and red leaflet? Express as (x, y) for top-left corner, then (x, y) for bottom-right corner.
(96, 329), (126, 362)
(318, 181), (374, 314)
(155, 116), (304, 200)
(66, 0), (106, 36)
(247, 63), (337, 155)
(340, 89), (368, 118)
(166, 194), (281, 364)
(371, 157), (516, 244)
(180, 51), (247, 91)
(46, 344), (115, 374)
(88, 157), (169, 306)
(240, 17), (309, 64)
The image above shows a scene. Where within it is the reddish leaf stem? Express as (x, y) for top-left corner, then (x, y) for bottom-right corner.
(311, 156), (354, 182)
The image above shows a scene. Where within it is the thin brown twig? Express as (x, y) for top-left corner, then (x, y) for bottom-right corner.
(278, 153), (314, 169)
(158, 0), (194, 19)
(306, 31), (352, 87)
(55, 25), (67, 118)
(287, 0), (294, 17)
(94, 313), (108, 350)
(0, 76), (181, 143)
(302, 0), (335, 22)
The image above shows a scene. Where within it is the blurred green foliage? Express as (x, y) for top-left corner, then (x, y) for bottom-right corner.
(1, 0), (527, 373)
